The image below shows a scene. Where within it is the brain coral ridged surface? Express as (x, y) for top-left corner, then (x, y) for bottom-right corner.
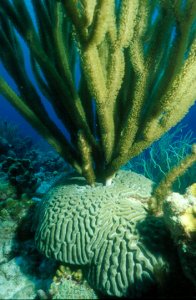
(35, 171), (170, 297)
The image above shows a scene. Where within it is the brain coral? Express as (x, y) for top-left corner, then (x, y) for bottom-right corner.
(35, 171), (171, 297)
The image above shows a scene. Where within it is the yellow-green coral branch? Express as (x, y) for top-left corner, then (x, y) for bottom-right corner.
(116, 1), (150, 157)
(80, 0), (96, 28)
(1, 0), (195, 186)
(143, 40), (196, 141)
(77, 130), (96, 184)
(107, 1), (117, 45)
(169, 0), (196, 77)
(105, 0), (139, 115)
(106, 48), (125, 106)
(53, 1), (97, 148)
(81, 45), (114, 162)
(87, 0), (111, 47)
(148, 144), (196, 215)
(151, 1), (196, 107)
(104, 33), (196, 180)
(117, 0), (139, 48)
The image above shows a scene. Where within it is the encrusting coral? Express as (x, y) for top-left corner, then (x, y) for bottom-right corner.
(53, 265), (83, 284)
(50, 264), (98, 300)
(162, 183), (196, 287)
(1, 157), (38, 196)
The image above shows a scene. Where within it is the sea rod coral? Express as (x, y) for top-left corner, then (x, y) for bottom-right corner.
(0, 1), (196, 297)
(0, 0), (195, 186)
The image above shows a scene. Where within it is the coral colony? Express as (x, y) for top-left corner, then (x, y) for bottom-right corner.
(0, 0), (195, 298)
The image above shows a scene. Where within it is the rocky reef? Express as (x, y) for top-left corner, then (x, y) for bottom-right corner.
(0, 170), (195, 299)
(0, 120), (72, 201)
(0, 193), (98, 299)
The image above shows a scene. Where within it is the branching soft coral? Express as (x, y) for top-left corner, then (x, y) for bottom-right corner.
(0, 0), (195, 186)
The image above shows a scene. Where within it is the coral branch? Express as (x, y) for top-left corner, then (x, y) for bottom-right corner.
(0, 0), (195, 184)
(149, 144), (196, 215)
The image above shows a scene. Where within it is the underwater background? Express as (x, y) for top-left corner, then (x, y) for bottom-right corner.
(0, 1), (196, 299)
